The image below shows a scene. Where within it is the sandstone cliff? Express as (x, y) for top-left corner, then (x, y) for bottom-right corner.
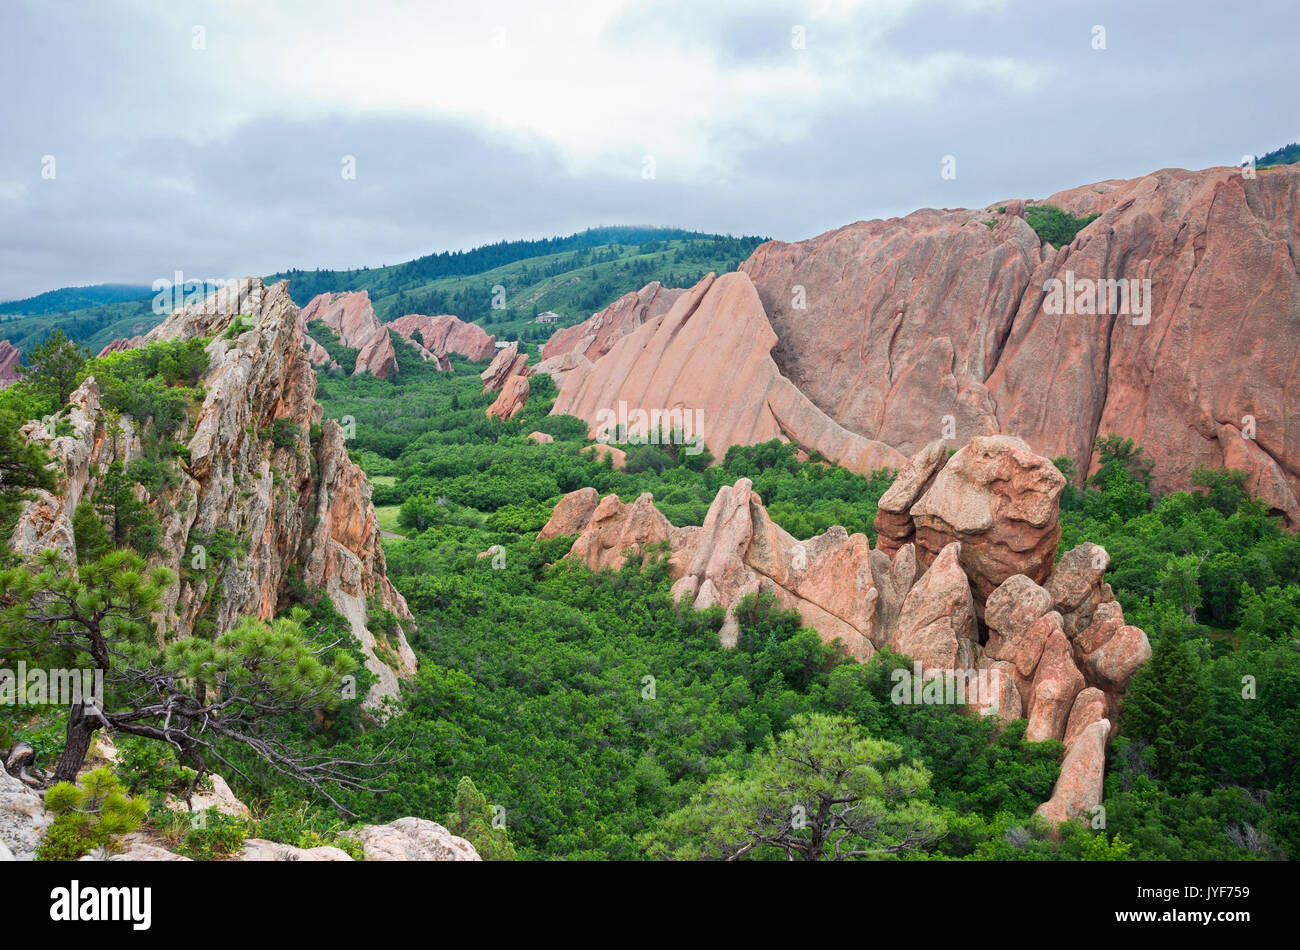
(10, 278), (415, 710)
(743, 165), (1300, 525)
(551, 272), (905, 475)
(542, 280), (684, 363)
(539, 435), (1150, 825)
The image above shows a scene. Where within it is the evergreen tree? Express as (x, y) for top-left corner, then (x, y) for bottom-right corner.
(1121, 607), (1210, 793)
(445, 776), (517, 860)
(24, 327), (89, 408)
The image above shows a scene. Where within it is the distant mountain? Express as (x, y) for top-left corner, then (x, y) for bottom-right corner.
(0, 227), (767, 355)
(0, 283), (152, 315)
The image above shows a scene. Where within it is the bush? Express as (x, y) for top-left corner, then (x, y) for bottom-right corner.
(36, 768), (147, 860)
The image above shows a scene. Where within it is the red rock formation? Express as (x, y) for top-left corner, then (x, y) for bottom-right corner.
(743, 165), (1300, 527)
(486, 375), (529, 420)
(481, 343), (528, 393)
(10, 278), (414, 710)
(551, 272), (905, 475)
(891, 541), (977, 670)
(541, 280), (684, 363)
(538, 477), (879, 660)
(883, 436), (1064, 605)
(1035, 718), (1110, 826)
(536, 434), (1151, 825)
(299, 290), (397, 379)
(0, 340), (21, 389)
(389, 313), (496, 362)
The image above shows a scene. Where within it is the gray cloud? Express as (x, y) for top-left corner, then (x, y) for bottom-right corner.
(1, 0), (1296, 300)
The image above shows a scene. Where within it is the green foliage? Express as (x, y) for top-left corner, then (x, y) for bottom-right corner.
(1024, 204), (1100, 246)
(23, 328), (89, 408)
(36, 768), (147, 860)
(644, 713), (947, 860)
(445, 776), (517, 860)
(87, 337), (209, 437)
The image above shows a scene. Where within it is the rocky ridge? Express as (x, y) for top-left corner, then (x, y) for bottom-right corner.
(9, 278), (415, 710)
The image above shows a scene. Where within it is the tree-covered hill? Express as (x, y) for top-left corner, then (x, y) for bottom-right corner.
(0, 227), (766, 356)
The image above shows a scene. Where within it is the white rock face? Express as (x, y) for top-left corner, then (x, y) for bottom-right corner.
(239, 839), (355, 861)
(351, 818), (482, 861)
(0, 770), (52, 861)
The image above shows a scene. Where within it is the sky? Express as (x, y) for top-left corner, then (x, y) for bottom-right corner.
(1, 0), (1296, 301)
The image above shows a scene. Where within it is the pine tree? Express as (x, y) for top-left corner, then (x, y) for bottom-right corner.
(1121, 607), (1209, 793)
(24, 328), (89, 408)
(445, 776), (517, 860)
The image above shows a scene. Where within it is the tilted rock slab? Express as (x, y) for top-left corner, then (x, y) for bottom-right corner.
(551, 271), (905, 475)
(299, 290), (397, 379)
(542, 279), (684, 363)
(0, 339), (21, 389)
(481, 342), (528, 393)
(390, 313), (497, 362)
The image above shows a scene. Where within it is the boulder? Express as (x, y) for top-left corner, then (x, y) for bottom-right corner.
(351, 818), (481, 861)
(874, 439), (948, 555)
(892, 542), (977, 671)
(0, 769), (51, 861)
(1025, 628), (1085, 742)
(240, 839), (355, 861)
(909, 435), (1064, 603)
(1035, 719), (1111, 826)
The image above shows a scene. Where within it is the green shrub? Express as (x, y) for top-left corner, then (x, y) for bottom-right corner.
(36, 768), (147, 860)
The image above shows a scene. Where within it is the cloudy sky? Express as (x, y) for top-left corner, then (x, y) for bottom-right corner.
(1, 0), (1295, 300)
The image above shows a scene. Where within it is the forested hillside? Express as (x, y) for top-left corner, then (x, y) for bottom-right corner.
(0, 228), (763, 358)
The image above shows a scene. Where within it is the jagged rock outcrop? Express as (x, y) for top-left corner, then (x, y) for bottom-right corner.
(299, 290), (397, 378)
(551, 272), (905, 475)
(389, 313), (496, 362)
(539, 477), (880, 661)
(542, 280), (685, 363)
(743, 165), (1300, 527)
(481, 342), (528, 393)
(539, 434), (1151, 825)
(9, 278), (415, 711)
(906, 435), (1065, 604)
(487, 375), (530, 420)
(0, 340), (22, 389)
